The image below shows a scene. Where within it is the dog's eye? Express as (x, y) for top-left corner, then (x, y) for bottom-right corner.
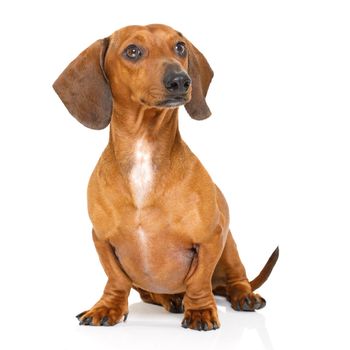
(124, 45), (142, 60)
(175, 42), (186, 57)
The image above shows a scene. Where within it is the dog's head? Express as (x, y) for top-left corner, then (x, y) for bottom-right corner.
(53, 24), (213, 129)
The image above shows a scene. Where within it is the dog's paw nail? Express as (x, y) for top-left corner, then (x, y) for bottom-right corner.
(100, 316), (109, 326)
(181, 318), (189, 328)
(202, 322), (209, 331)
(80, 317), (92, 326)
(76, 311), (86, 320)
(256, 297), (266, 309)
(85, 317), (93, 326)
(196, 320), (203, 331)
(123, 313), (128, 322)
(212, 321), (219, 330)
(242, 299), (253, 312)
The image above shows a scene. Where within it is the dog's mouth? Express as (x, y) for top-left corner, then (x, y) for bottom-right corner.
(156, 95), (189, 108)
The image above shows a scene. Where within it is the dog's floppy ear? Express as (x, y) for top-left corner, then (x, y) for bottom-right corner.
(185, 42), (214, 120)
(53, 38), (112, 130)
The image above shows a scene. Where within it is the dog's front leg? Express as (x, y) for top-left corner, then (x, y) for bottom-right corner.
(77, 230), (132, 326)
(182, 234), (225, 331)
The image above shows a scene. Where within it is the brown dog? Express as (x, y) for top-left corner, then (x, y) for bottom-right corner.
(53, 24), (278, 331)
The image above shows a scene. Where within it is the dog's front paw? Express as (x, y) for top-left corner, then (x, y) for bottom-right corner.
(76, 305), (128, 326)
(230, 292), (266, 311)
(181, 308), (220, 331)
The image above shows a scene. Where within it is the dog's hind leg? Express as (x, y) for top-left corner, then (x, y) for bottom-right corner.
(212, 231), (267, 311)
(135, 288), (184, 313)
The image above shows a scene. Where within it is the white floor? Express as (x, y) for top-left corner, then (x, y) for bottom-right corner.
(2, 286), (347, 350)
(71, 296), (275, 350)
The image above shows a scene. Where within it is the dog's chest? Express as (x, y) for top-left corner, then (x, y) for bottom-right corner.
(129, 139), (154, 207)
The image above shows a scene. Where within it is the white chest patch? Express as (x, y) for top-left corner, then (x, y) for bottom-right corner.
(130, 139), (153, 208)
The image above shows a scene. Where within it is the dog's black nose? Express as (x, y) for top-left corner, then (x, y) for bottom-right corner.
(164, 72), (191, 94)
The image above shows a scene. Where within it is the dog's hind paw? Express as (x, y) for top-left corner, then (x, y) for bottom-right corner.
(230, 292), (266, 311)
(168, 295), (184, 313)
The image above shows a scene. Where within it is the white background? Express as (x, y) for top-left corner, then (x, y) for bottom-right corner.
(1, 0), (349, 349)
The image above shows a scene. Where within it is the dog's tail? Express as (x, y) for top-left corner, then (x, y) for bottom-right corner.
(250, 246), (279, 291)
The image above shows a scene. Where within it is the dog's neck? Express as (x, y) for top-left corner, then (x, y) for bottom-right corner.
(109, 104), (183, 207)
(109, 104), (182, 171)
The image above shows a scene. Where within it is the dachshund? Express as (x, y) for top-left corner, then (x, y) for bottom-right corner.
(53, 24), (278, 331)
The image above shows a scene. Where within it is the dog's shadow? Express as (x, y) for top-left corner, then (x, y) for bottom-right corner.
(126, 296), (275, 349)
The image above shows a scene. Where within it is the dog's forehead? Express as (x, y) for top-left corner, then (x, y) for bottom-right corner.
(112, 24), (181, 47)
